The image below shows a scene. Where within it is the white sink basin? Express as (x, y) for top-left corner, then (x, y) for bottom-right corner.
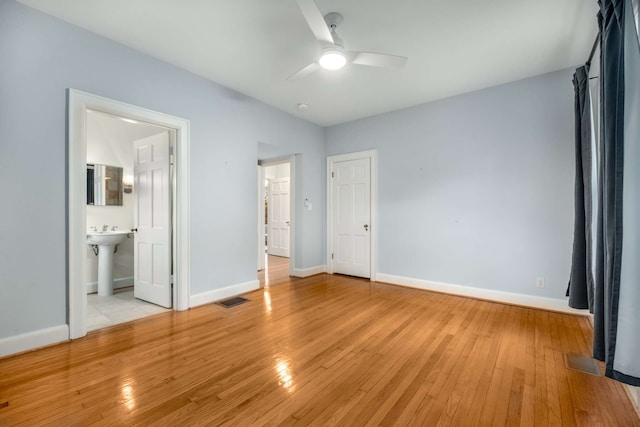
(87, 230), (131, 296)
(87, 230), (130, 246)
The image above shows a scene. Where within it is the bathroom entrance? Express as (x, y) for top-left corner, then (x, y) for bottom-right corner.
(68, 89), (191, 340)
(85, 110), (173, 330)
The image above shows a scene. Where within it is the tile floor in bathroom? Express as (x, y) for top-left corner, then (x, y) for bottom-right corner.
(87, 287), (171, 332)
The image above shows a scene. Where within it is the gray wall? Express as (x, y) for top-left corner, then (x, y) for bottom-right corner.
(0, 0), (578, 344)
(256, 116), (326, 271)
(0, 0), (324, 339)
(326, 68), (576, 299)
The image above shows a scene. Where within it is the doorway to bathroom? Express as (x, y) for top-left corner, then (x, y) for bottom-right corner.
(68, 89), (191, 340)
(85, 110), (172, 331)
(257, 158), (295, 283)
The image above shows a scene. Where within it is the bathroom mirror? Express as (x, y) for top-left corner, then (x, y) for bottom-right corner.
(87, 164), (123, 206)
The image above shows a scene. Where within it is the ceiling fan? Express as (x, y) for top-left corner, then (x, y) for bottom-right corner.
(288, 0), (408, 80)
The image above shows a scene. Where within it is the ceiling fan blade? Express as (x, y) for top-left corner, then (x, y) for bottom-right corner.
(350, 51), (408, 68)
(287, 62), (320, 80)
(296, 0), (334, 44)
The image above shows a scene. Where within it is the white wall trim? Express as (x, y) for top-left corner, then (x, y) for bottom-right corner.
(68, 89), (191, 341)
(257, 165), (265, 272)
(86, 277), (134, 294)
(376, 273), (589, 315)
(292, 265), (326, 278)
(0, 325), (69, 359)
(190, 280), (260, 308)
(625, 385), (640, 413)
(326, 150), (378, 281)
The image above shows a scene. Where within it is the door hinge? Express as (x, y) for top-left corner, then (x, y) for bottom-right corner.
(331, 171), (334, 178)
(331, 253), (334, 260)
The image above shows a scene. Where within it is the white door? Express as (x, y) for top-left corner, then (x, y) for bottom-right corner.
(332, 158), (371, 278)
(133, 132), (172, 308)
(268, 178), (290, 257)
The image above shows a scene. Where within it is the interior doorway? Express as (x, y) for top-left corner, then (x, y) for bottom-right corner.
(265, 164), (291, 258)
(68, 89), (191, 340)
(327, 150), (377, 280)
(257, 157), (295, 280)
(85, 111), (173, 331)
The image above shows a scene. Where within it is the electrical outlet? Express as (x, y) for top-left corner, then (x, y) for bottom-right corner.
(536, 277), (545, 288)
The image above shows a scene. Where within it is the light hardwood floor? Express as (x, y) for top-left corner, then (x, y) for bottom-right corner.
(0, 265), (638, 426)
(258, 255), (291, 287)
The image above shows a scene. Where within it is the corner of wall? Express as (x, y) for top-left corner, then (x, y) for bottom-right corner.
(189, 279), (260, 308)
(292, 265), (326, 278)
(624, 384), (640, 415)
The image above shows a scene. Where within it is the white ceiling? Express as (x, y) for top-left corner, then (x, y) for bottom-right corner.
(19, 0), (598, 126)
(87, 110), (167, 144)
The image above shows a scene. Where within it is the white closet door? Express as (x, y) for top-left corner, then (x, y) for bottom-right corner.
(331, 158), (371, 278)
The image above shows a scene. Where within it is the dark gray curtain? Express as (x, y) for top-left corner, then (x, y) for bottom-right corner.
(593, 0), (634, 384)
(567, 65), (594, 311)
(634, 0), (639, 43)
(570, 0), (640, 386)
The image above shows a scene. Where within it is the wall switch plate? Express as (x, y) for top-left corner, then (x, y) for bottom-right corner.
(536, 277), (545, 288)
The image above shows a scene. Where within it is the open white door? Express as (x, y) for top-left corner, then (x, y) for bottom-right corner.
(133, 132), (172, 308)
(331, 157), (371, 278)
(268, 177), (290, 258)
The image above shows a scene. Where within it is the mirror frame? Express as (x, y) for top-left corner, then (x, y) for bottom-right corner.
(87, 163), (123, 206)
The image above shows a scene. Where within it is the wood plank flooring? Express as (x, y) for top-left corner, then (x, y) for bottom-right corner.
(258, 255), (290, 287)
(0, 268), (638, 426)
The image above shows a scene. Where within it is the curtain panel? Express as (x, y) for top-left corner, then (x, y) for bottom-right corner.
(633, 0), (639, 42)
(570, 0), (640, 386)
(594, 0), (626, 381)
(568, 65), (594, 311)
(614, 0), (640, 385)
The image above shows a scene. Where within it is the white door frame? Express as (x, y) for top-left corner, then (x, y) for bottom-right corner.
(68, 89), (191, 340)
(257, 165), (266, 272)
(327, 150), (377, 280)
(257, 156), (295, 277)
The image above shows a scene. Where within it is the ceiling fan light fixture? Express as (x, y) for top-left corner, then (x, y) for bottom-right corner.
(319, 49), (347, 70)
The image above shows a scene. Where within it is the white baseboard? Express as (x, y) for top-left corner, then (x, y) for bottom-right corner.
(0, 325), (69, 359)
(293, 265), (326, 278)
(86, 276), (134, 294)
(375, 273), (588, 315)
(190, 280), (260, 308)
(626, 385), (640, 413)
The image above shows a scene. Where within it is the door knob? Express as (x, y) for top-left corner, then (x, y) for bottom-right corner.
(286, 221), (290, 226)
(364, 224), (369, 231)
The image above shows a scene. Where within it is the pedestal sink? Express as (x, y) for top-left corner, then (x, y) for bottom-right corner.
(87, 231), (131, 296)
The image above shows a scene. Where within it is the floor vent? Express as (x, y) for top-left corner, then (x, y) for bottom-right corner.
(216, 296), (249, 308)
(565, 354), (602, 377)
